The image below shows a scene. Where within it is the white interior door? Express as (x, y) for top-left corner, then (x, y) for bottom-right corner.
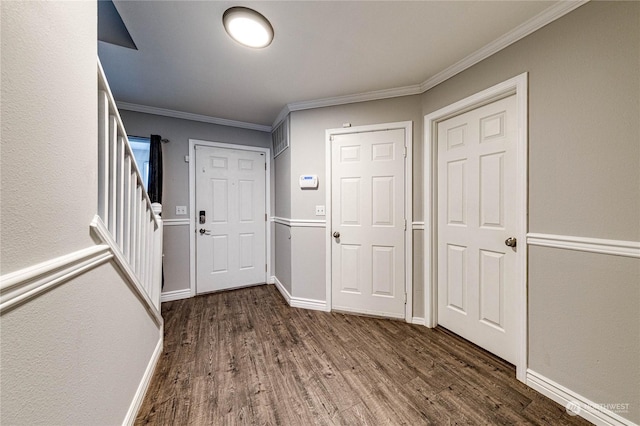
(331, 129), (406, 319)
(437, 95), (518, 364)
(195, 145), (266, 293)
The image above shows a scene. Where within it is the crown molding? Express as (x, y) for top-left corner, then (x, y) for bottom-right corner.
(117, 1), (587, 133)
(271, 1), (587, 128)
(116, 102), (272, 133)
(419, 0), (588, 92)
(271, 84), (422, 128)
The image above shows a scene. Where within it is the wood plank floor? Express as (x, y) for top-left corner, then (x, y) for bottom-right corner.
(136, 285), (591, 425)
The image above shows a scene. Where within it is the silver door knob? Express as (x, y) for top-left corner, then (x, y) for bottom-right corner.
(333, 231), (340, 238)
(505, 237), (517, 247)
(199, 229), (211, 235)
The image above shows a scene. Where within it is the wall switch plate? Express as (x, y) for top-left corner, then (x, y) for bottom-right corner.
(315, 205), (325, 216)
(175, 206), (187, 215)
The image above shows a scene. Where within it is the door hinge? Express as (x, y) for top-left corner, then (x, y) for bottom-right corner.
(265, 162), (267, 170)
(265, 213), (267, 221)
(330, 135), (334, 142)
(265, 264), (268, 272)
(404, 219), (407, 231)
(404, 293), (407, 304)
(404, 146), (407, 158)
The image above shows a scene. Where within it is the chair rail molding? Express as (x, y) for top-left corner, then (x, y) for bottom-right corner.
(163, 218), (190, 227)
(272, 217), (326, 228)
(527, 233), (640, 258)
(0, 245), (113, 314)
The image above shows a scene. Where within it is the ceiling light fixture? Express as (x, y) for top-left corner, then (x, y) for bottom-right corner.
(223, 7), (274, 49)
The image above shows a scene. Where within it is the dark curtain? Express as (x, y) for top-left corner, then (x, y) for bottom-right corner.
(148, 134), (164, 288)
(148, 134), (163, 204)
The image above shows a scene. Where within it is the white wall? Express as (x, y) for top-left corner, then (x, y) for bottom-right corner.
(1, 2), (162, 424)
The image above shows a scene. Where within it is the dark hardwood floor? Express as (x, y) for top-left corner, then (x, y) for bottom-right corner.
(135, 284), (590, 425)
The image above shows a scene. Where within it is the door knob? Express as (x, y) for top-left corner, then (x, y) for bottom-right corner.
(199, 228), (211, 235)
(505, 237), (517, 247)
(333, 231), (340, 238)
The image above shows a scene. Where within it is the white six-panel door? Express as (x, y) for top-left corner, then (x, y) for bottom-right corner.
(331, 129), (406, 319)
(437, 95), (518, 364)
(195, 145), (266, 293)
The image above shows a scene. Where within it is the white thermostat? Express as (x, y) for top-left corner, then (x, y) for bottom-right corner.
(299, 174), (318, 189)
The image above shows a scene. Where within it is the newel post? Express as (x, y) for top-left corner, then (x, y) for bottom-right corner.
(151, 203), (163, 309)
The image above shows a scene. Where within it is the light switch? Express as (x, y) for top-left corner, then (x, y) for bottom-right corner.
(175, 206), (187, 215)
(315, 205), (325, 216)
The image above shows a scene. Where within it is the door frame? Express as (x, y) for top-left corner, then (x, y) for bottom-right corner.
(423, 73), (528, 382)
(325, 121), (413, 322)
(188, 139), (271, 297)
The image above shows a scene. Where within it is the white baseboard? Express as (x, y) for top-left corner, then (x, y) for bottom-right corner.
(290, 297), (328, 311)
(411, 317), (425, 325)
(160, 288), (192, 303)
(123, 334), (163, 426)
(526, 369), (637, 426)
(272, 276), (328, 312)
(272, 275), (291, 304)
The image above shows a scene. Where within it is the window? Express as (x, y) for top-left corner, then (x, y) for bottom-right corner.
(128, 136), (150, 189)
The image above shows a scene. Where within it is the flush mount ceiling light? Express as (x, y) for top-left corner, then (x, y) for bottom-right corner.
(223, 7), (274, 48)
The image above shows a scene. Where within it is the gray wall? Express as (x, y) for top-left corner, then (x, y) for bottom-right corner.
(274, 146), (292, 292)
(0, 2), (161, 424)
(120, 111), (272, 221)
(419, 1), (639, 422)
(120, 110), (272, 293)
(420, 2), (639, 242)
(272, 1), (639, 422)
(282, 96), (423, 301)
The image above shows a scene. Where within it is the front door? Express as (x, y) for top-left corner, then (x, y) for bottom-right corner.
(195, 145), (266, 293)
(331, 128), (406, 319)
(437, 95), (518, 364)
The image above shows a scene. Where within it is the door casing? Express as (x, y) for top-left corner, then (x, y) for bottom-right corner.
(188, 139), (271, 297)
(325, 121), (413, 323)
(423, 73), (528, 382)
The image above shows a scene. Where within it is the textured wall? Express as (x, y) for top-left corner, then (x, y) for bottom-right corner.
(0, 264), (160, 425)
(0, 2), (162, 424)
(0, 1), (98, 274)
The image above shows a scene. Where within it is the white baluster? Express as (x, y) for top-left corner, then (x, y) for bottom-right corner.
(130, 177), (138, 271)
(108, 116), (118, 235)
(123, 156), (132, 260)
(151, 203), (163, 309)
(97, 91), (109, 223)
(116, 135), (125, 249)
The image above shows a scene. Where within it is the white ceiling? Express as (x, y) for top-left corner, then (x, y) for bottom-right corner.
(99, 1), (561, 128)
